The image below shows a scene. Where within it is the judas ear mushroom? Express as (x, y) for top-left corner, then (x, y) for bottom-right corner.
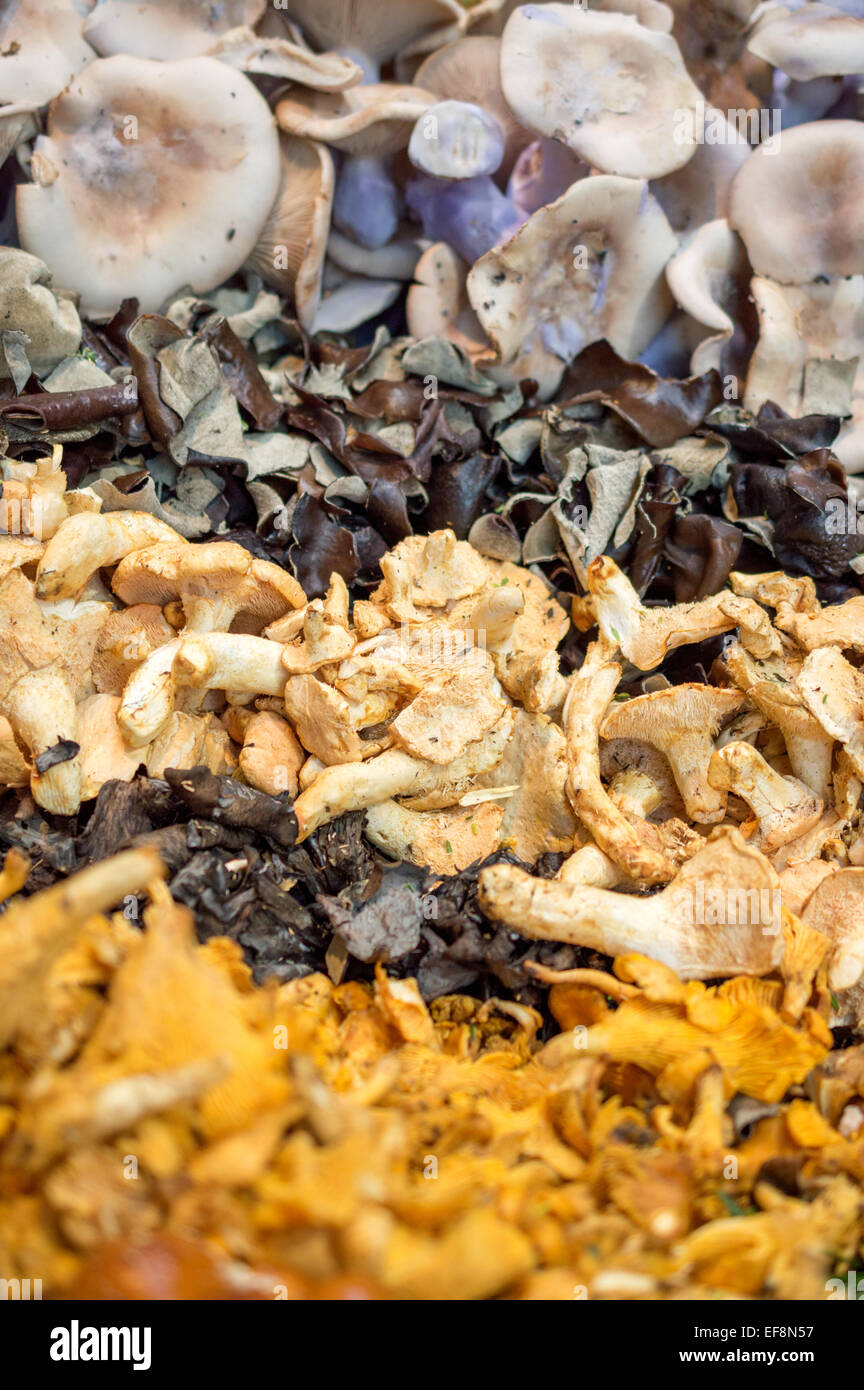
(707, 741), (823, 853)
(478, 827), (784, 980)
(83, 0), (265, 60)
(728, 120), (864, 284)
(499, 3), (703, 179)
(467, 175), (677, 397)
(17, 56), (281, 319)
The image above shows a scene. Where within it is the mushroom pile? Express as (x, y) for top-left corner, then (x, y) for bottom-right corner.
(5, 460), (864, 1030)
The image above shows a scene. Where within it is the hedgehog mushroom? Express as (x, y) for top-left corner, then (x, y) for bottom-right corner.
(798, 646), (864, 780)
(801, 868), (864, 992)
(478, 828), (783, 980)
(600, 684), (746, 824)
(35, 512), (187, 602)
(774, 593), (864, 653)
(707, 741), (824, 854)
(17, 55), (281, 318)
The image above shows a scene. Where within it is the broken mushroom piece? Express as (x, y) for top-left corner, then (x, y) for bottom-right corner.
(587, 555), (780, 670)
(35, 511), (186, 602)
(236, 711), (305, 799)
(365, 798), (504, 874)
(801, 868), (864, 992)
(600, 684), (747, 825)
(773, 593), (864, 653)
(245, 136), (334, 330)
(798, 646), (864, 780)
(406, 243), (490, 358)
(478, 828), (783, 980)
(499, 4), (704, 179)
(467, 176), (677, 397)
(707, 742), (824, 853)
(16, 56), (281, 319)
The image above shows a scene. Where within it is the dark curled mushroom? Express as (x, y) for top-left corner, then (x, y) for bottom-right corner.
(0, 378), (138, 431)
(164, 766), (299, 847)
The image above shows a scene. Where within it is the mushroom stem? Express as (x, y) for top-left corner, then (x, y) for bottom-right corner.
(556, 842), (629, 889)
(117, 637), (184, 749)
(174, 634), (288, 697)
(707, 742), (823, 853)
(3, 665), (81, 814)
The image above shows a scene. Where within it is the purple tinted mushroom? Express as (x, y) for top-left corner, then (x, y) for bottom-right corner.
(408, 100), (505, 179)
(507, 138), (588, 219)
(333, 155), (402, 249)
(405, 173), (521, 264)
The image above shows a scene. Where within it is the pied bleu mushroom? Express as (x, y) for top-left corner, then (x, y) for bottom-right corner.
(408, 101), (505, 179)
(245, 136), (334, 330)
(16, 56), (281, 320)
(652, 112), (750, 238)
(798, 646), (864, 780)
(707, 741), (824, 853)
(405, 173), (521, 269)
(478, 828), (784, 979)
(747, 3), (864, 83)
(665, 219), (753, 375)
(466, 176), (678, 397)
(273, 0), (464, 83)
(276, 83), (435, 249)
(413, 34), (533, 174)
(507, 139), (589, 220)
(587, 555), (781, 671)
(35, 512), (186, 603)
(600, 684), (747, 824)
(723, 639), (835, 802)
(499, 4), (704, 179)
(82, 0), (265, 60)
(407, 242), (491, 357)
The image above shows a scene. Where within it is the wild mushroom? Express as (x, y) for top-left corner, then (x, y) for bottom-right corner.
(77, 693), (146, 799)
(723, 640), (835, 801)
(707, 741), (824, 853)
(773, 593), (864, 653)
(478, 828), (784, 980)
(413, 34), (532, 174)
(664, 217), (751, 373)
(245, 136), (335, 330)
(35, 512), (186, 601)
(173, 634), (289, 700)
(365, 798), (504, 874)
(390, 662), (507, 764)
(292, 707), (514, 839)
(499, 4), (704, 179)
(0, 0), (96, 112)
(746, 4), (864, 82)
(406, 243), (490, 357)
(471, 709), (578, 861)
(234, 711), (304, 798)
(801, 868), (864, 992)
(728, 570), (820, 615)
(0, 250), (81, 382)
(587, 555), (780, 671)
(798, 646), (864, 779)
(283, 675), (372, 766)
(728, 120), (864, 284)
(600, 684), (747, 824)
(17, 56), (281, 318)
(82, 0), (265, 60)
(91, 605), (177, 696)
(466, 175), (678, 396)
(563, 641), (673, 883)
(408, 100), (505, 179)
(280, 602), (356, 675)
(273, 0), (464, 81)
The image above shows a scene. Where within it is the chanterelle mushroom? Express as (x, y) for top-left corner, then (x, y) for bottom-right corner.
(467, 175), (677, 396)
(499, 4), (704, 179)
(600, 684), (746, 825)
(478, 828), (783, 980)
(17, 56), (281, 318)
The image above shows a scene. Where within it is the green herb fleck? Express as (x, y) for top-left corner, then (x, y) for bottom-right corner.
(445, 840), (453, 854)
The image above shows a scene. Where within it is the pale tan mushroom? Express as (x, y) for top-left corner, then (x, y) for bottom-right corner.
(406, 242), (490, 359)
(36, 512), (186, 602)
(600, 684), (747, 825)
(390, 662), (506, 764)
(91, 605), (177, 696)
(292, 707), (514, 840)
(283, 675), (367, 766)
(271, 0), (463, 79)
(478, 827), (783, 980)
(474, 709), (578, 861)
(708, 741), (824, 853)
(245, 135), (334, 330)
(237, 711), (305, 798)
(801, 868), (864, 992)
(413, 34), (531, 174)
(774, 593), (864, 653)
(778, 858), (838, 918)
(0, 716), (30, 789)
(798, 647), (864, 779)
(17, 56), (282, 319)
(728, 569), (819, 615)
(365, 799), (504, 874)
(174, 634), (288, 699)
(77, 693), (146, 799)
(83, 1), (266, 61)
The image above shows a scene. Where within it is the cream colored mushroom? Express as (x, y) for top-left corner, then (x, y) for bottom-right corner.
(280, 601), (356, 675)
(17, 55), (281, 318)
(83, 1), (264, 60)
(271, 0), (463, 79)
(600, 684), (747, 825)
(664, 217), (751, 373)
(245, 135), (334, 330)
(587, 555), (780, 670)
(747, 4), (864, 82)
(478, 828), (783, 980)
(413, 34), (531, 174)
(563, 642), (673, 884)
(365, 799), (504, 874)
(798, 646), (864, 779)
(707, 741), (823, 853)
(292, 707), (514, 840)
(801, 868), (864, 992)
(283, 675), (366, 766)
(35, 512), (186, 601)
(467, 175), (678, 397)
(91, 605), (176, 696)
(778, 858), (838, 918)
(499, 4), (703, 179)
(774, 593), (864, 653)
(173, 634), (288, 699)
(728, 570), (819, 615)
(237, 711), (305, 798)
(473, 709), (578, 861)
(77, 693), (146, 799)
(390, 663), (507, 764)
(406, 242), (491, 358)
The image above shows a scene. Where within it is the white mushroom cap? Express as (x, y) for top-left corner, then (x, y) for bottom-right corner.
(0, 0), (95, 112)
(16, 56), (281, 319)
(245, 135), (334, 330)
(728, 120), (864, 284)
(83, 0), (265, 61)
(665, 218), (750, 375)
(408, 100), (505, 179)
(413, 35), (532, 174)
(747, 3), (864, 81)
(499, 4), (704, 179)
(467, 175), (677, 397)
